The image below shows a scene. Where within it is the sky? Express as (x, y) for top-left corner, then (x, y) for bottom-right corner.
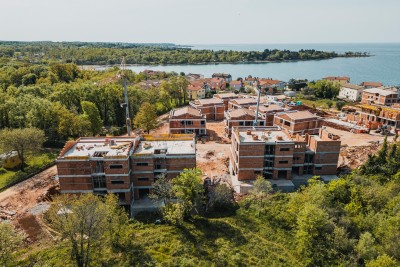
(1, 0), (400, 44)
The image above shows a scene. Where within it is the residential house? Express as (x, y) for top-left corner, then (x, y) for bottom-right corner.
(361, 87), (398, 106)
(214, 92), (240, 110)
(210, 77), (227, 91)
(187, 83), (206, 100)
(189, 98), (225, 120)
(274, 110), (323, 135)
(229, 127), (340, 191)
(57, 135), (196, 215)
(224, 108), (265, 136)
(228, 97), (260, 109)
(258, 78), (286, 94)
(185, 73), (204, 81)
(249, 104), (285, 126)
(244, 75), (257, 86)
(338, 83), (365, 102)
(230, 80), (243, 90)
(361, 82), (383, 89)
(169, 106), (207, 135)
(212, 73), (232, 83)
(323, 76), (350, 85)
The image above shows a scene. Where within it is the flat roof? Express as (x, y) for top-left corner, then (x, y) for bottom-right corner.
(234, 127), (292, 143)
(62, 138), (137, 159)
(364, 87), (398, 96)
(133, 140), (195, 155)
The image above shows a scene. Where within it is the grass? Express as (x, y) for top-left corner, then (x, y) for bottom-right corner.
(16, 195), (303, 267)
(293, 96), (356, 111)
(0, 149), (59, 189)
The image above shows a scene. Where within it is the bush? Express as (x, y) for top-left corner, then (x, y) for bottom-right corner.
(336, 101), (346, 111)
(0, 167), (7, 175)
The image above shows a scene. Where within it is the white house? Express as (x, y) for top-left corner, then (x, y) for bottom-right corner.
(338, 84), (364, 102)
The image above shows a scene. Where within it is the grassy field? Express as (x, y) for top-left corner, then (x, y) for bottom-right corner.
(16, 196), (302, 267)
(0, 150), (59, 188)
(293, 97), (356, 111)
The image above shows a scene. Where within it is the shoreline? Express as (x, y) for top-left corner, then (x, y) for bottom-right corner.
(79, 55), (370, 68)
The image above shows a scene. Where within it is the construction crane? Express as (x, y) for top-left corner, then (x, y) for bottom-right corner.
(95, 57), (131, 136)
(253, 78), (262, 128)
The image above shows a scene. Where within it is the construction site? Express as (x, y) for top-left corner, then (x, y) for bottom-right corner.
(2, 75), (399, 242)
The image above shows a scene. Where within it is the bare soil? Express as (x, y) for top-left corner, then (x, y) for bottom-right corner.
(0, 166), (59, 227)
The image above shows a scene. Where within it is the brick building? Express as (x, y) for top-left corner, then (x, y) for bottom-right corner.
(228, 98), (260, 109)
(169, 106), (207, 135)
(249, 104), (285, 126)
(190, 98), (225, 120)
(131, 134), (196, 201)
(57, 137), (137, 208)
(224, 108), (265, 136)
(274, 110), (323, 135)
(361, 87), (398, 106)
(57, 135), (196, 212)
(214, 93), (240, 110)
(229, 126), (340, 182)
(356, 104), (400, 130)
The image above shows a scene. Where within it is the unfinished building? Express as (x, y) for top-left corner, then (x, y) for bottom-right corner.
(214, 93), (240, 110)
(356, 104), (400, 130)
(131, 134), (196, 200)
(274, 110), (322, 135)
(228, 98), (260, 109)
(169, 106), (207, 135)
(57, 135), (196, 212)
(249, 104), (285, 126)
(229, 127), (341, 192)
(361, 87), (398, 106)
(224, 108), (264, 136)
(57, 137), (137, 208)
(190, 98), (225, 121)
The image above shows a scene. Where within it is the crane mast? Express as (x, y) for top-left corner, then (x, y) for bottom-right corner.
(253, 78), (262, 128)
(121, 57), (131, 136)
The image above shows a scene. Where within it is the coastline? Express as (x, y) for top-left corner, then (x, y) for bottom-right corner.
(79, 55), (370, 68)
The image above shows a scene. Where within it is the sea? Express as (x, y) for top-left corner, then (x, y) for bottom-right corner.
(102, 43), (400, 86)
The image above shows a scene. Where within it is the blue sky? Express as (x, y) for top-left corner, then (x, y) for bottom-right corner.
(1, 0), (399, 44)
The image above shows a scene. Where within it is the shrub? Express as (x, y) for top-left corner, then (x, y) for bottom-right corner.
(0, 167), (7, 175)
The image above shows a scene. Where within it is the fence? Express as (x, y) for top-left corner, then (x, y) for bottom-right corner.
(0, 161), (56, 192)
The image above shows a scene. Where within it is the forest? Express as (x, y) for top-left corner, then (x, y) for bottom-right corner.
(0, 41), (369, 65)
(0, 60), (187, 146)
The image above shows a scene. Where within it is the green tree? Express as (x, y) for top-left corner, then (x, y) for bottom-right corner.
(0, 222), (24, 267)
(172, 168), (204, 216)
(366, 254), (398, 267)
(0, 127), (46, 171)
(81, 101), (103, 136)
(45, 194), (127, 267)
(295, 203), (333, 266)
(150, 174), (173, 205)
(356, 232), (378, 262)
(250, 175), (272, 216)
(207, 184), (234, 212)
(335, 100), (346, 111)
(134, 102), (158, 134)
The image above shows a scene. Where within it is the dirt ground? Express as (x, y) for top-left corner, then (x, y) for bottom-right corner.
(0, 166), (59, 240)
(324, 126), (393, 147)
